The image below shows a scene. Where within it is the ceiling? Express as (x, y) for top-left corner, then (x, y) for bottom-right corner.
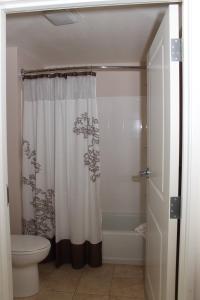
(6, 5), (167, 66)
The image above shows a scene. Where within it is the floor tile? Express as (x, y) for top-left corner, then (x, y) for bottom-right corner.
(14, 298), (37, 300)
(73, 295), (109, 300)
(83, 264), (114, 279)
(113, 265), (144, 283)
(110, 278), (145, 299)
(39, 262), (56, 281)
(15, 263), (145, 300)
(40, 264), (83, 293)
(42, 273), (80, 293)
(39, 262), (56, 274)
(37, 291), (73, 300)
(76, 274), (111, 295)
(14, 290), (73, 300)
(48, 267), (83, 281)
(109, 297), (141, 300)
(58, 264), (84, 274)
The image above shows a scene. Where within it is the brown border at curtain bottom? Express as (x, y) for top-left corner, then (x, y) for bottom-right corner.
(56, 240), (102, 269)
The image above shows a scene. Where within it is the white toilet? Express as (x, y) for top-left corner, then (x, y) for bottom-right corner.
(11, 235), (51, 298)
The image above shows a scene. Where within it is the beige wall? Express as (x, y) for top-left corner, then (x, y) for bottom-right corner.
(97, 70), (146, 97)
(6, 47), (44, 234)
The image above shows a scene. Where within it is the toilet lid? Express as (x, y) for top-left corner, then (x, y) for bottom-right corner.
(11, 235), (51, 253)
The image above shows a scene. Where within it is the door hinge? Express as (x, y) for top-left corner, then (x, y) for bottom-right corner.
(170, 196), (181, 219)
(171, 38), (182, 62)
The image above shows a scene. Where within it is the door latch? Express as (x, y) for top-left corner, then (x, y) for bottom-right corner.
(139, 168), (152, 178)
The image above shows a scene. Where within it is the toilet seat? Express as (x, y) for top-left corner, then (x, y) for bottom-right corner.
(11, 235), (50, 255)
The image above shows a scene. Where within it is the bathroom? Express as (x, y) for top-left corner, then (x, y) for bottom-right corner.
(6, 3), (181, 300)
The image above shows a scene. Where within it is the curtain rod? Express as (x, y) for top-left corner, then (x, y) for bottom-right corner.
(21, 65), (146, 76)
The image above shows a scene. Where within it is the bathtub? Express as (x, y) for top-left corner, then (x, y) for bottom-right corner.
(102, 213), (145, 265)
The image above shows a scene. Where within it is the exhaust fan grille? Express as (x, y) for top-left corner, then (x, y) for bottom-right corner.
(44, 10), (80, 26)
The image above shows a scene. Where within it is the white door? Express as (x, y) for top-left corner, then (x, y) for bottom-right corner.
(145, 5), (180, 300)
(0, 10), (13, 300)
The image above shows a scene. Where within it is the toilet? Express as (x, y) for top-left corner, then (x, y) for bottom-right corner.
(11, 235), (51, 298)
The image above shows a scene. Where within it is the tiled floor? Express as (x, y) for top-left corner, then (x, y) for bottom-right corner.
(15, 263), (145, 300)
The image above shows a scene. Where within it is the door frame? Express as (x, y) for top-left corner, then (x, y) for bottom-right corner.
(0, 0), (198, 300)
(178, 1), (200, 299)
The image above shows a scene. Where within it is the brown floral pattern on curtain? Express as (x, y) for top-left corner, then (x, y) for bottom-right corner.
(22, 140), (55, 238)
(73, 112), (100, 182)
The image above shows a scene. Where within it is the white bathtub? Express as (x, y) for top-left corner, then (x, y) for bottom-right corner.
(102, 213), (145, 265)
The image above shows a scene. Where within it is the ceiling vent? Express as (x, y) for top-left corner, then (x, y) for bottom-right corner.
(44, 10), (80, 26)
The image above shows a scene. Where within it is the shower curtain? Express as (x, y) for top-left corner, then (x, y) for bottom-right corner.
(22, 72), (102, 268)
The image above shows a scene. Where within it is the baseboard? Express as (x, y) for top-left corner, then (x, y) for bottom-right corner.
(103, 257), (144, 265)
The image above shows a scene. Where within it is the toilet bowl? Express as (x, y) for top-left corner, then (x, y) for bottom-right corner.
(11, 235), (51, 298)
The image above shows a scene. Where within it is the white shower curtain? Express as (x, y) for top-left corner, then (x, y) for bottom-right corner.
(22, 73), (102, 268)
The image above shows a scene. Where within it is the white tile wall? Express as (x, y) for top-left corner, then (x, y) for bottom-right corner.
(98, 96), (147, 214)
